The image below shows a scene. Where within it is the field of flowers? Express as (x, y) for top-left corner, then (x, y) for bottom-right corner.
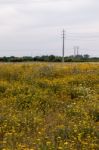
(0, 62), (99, 150)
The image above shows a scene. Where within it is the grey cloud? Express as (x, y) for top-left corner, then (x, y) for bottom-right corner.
(0, 0), (99, 57)
(0, 0), (71, 4)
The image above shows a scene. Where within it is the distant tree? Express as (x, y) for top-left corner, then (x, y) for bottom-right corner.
(49, 55), (55, 62)
(0, 54), (98, 62)
(83, 54), (90, 59)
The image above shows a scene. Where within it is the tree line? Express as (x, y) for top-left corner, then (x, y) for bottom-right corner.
(0, 55), (99, 62)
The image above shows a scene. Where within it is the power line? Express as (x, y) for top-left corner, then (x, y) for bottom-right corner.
(66, 32), (99, 40)
(60, 30), (99, 59)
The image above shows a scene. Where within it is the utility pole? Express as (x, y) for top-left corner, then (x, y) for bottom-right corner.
(62, 29), (65, 62)
(73, 46), (79, 56)
(77, 46), (79, 56)
(74, 46), (76, 57)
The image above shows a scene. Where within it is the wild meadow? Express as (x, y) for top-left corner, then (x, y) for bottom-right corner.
(0, 62), (99, 150)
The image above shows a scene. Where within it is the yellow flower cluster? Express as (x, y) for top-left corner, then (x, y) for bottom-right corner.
(0, 62), (99, 149)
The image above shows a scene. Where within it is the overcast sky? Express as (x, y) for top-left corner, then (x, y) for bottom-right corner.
(0, 0), (99, 57)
